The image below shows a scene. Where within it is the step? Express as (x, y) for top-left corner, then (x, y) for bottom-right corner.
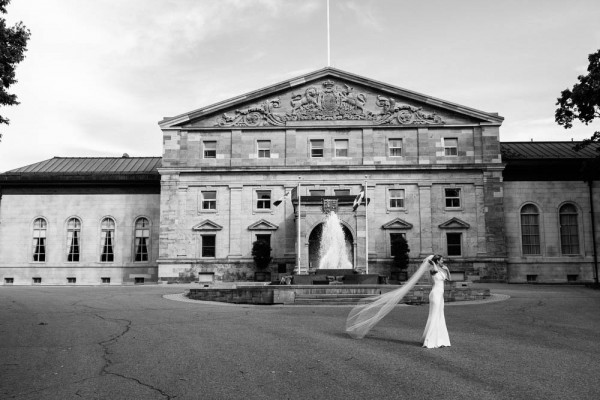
(294, 294), (373, 299)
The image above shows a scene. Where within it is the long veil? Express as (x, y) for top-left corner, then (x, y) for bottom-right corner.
(345, 255), (433, 339)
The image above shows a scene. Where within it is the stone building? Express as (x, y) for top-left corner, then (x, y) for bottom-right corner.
(0, 68), (598, 285)
(157, 68), (506, 282)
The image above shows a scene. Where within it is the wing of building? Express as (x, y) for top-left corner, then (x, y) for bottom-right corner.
(1, 67), (598, 285)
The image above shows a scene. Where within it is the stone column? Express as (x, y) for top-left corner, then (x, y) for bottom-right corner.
(354, 209), (367, 273)
(228, 185), (243, 258)
(475, 183), (487, 254)
(418, 183), (433, 255)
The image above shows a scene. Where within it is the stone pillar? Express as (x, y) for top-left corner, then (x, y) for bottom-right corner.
(229, 185), (243, 257)
(475, 183), (487, 254)
(418, 183), (433, 255)
(355, 209), (367, 273)
(284, 185), (297, 256)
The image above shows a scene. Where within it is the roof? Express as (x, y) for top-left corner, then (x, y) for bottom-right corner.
(500, 142), (600, 159)
(501, 142), (600, 181)
(0, 157), (162, 190)
(2, 156), (162, 175)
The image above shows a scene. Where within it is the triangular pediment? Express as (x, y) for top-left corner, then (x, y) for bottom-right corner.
(247, 219), (279, 231)
(192, 219), (223, 231)
(159, 68), (503, 129)
(439, 217), (470, 229)
(382, 218), (413, 230)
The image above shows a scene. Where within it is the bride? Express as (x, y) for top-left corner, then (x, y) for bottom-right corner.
(346, 254), (451, 349)
(422, 255), (451, 348)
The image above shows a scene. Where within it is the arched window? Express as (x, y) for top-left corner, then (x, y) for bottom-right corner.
(67, 218), (81, 262)
(100, 218), (115, 262)
(134, 217), (150, 262)
(521, 204), (540, 255)
(32, 218), (47, 262)
(559, 204), (580, 255)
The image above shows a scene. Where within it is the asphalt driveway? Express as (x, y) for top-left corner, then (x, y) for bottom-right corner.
(1, 283), (599, 400)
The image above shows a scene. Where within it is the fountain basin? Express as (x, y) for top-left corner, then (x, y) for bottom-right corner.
(187, 284), (491, 305)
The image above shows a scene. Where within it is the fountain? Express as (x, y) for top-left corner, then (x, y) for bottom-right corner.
(318, 212), (353, 270)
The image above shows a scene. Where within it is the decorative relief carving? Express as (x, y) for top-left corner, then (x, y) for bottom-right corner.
(322, 199), (339, 214)
(215, 80), (444, 127)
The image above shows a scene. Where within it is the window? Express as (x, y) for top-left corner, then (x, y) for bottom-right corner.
(334, 139), (348, 157)
(257, 140), (271, 158)
(443, 138), (458, 156)
(334, 189), (350, 196)
(256, 190), (271, 209)
(134, 218), (150, 262)
(201, 235), (216, 257)
(389, 189), (405, 209)
(310, 139), (324, 158)
(390, 233), (406, 256)
(527, 274), (538, 283)
(201, 191), (217, 210)
(32, 218), (47, 262)
(100, 217), (115, 262)
(444, 188), (461, 208)
(33, 277), (42, 284)
(446, 233), (462, 256)
(101, 277), (111, 284)
(67, 277), (76, 284)
(203, 141), (217, 158)
(310, 190), (326, 196)
(256, 234), (271, 247)
(5, 278), (14, 284)
(134, 277), (145, 284)
(66, 218), (81, 262)
(389, 139), (402, 157)
(559, 204), (579, 254)
(521, 204), (540, 255)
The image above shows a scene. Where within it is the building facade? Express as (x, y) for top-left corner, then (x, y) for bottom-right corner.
(0, 157), (161, 285)
(0, 68), (598, 285)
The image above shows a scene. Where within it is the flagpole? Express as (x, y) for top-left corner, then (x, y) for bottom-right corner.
(364, 178), (368, 274)
(327, 0), (330, 67)
(296, 179), (302, 274)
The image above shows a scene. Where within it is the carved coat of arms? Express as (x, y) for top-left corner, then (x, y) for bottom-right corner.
(215, 80), (443, 127)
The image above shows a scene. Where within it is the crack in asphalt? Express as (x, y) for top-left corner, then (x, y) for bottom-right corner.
(94, 313), (175, 399)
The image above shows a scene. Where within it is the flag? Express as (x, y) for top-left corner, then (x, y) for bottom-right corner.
(274, 190), (291, 207)
(352, 187), (365, 211)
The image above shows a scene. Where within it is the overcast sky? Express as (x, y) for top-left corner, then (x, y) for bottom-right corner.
(1, 0), (600, 172)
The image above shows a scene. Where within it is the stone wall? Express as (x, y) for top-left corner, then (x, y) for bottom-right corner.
(503, 180), (599, 283)
(0, 192), (160, 285)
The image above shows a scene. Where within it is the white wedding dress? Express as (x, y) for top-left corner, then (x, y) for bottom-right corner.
(422, 268), (451, 348)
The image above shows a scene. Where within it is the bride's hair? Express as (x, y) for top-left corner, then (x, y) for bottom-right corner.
(432, 254), (443, 263)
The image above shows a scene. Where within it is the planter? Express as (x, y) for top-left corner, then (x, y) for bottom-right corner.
(254, 271), (271, 282)
(390, 271), (408, 281)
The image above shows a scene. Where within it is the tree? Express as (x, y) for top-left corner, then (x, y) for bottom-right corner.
(555, 49), (600, 155)
(251, 239), (272, 270)
(391, 234), (410, 271)
(0, 0), (31, 140)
